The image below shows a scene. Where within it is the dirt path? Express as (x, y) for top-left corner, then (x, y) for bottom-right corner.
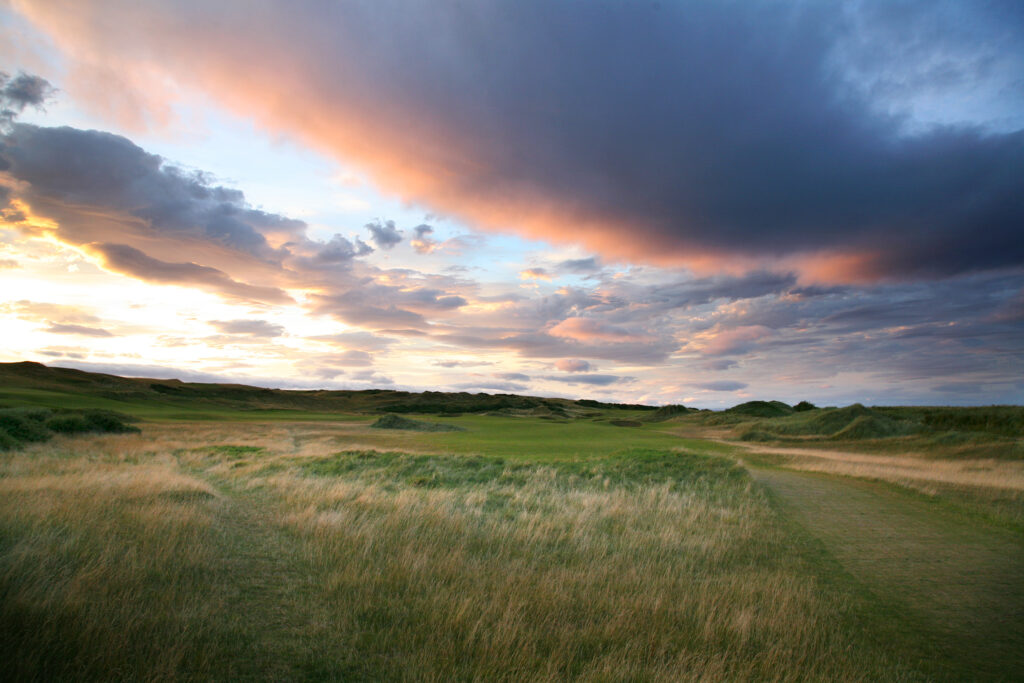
(749, 465), (1024, 680)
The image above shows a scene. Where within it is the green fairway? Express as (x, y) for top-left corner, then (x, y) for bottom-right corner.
(361, 413), (694, 461)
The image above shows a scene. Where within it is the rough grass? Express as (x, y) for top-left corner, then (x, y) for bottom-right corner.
(719, 404), (1023, 460)
(739, 444), (1024, 530)
(0, 420), (920, 681)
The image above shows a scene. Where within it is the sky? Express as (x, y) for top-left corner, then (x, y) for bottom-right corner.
(0, 0), (1022, 408)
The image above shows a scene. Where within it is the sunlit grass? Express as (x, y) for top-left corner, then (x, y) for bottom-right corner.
(0, 420), (917, 680)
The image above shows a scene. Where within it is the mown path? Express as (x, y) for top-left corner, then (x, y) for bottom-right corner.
(748, 465), (1024, 681)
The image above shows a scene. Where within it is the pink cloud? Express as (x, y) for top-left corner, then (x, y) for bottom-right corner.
(548, 318), (650, 343)
(554, 358), (593, 372)
(700, 325), (773, 356)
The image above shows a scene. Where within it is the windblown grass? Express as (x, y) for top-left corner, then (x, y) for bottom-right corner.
(741, 444), (1024, 530)
(1, 421), (917, 680)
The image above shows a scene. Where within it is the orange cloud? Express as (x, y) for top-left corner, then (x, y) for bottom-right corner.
(548, 318), (650, 343)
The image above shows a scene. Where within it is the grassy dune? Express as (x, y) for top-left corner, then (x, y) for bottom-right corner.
(1, 421), (918, 681)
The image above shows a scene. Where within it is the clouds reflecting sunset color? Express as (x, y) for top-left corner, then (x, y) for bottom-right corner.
(1, 1), (1022, 406)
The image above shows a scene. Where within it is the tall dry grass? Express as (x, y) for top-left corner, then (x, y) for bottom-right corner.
(1, 423), (913, 680)
(740, 443), (1024, 529)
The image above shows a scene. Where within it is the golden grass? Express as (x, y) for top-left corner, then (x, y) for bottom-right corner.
(739, 444), (1024, 491)
(0, 422), (915, 680)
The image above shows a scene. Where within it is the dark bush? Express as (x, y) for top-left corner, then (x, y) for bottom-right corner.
(45, 414), (93, 434)
(82, 410), (139, 434)
(0, 430), (22, 450)
(0, 408), (53, 443)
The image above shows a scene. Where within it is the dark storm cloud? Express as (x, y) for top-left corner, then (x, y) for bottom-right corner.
(25, 1), (1024, 278)
(87, 243), (291, 303)
(365, 219), (402, 250)
(54, 0), (1024, 278)
(627, 272), (799, 314)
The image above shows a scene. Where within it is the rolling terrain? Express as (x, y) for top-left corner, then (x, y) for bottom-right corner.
(1, 362), (1021, 680)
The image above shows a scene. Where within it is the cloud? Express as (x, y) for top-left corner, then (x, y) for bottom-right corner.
(544, 373), (630, 386)
(84, 242), (291, 303)
(432, 359), (493, 368)
(554, 359), (593, 372)
(44, 322), (113, 337)
(10, 300), (102, 325)
(18, 1), (1024, 279)
(548, 317), (650, 343)
(1, 124), (303, 261)
(452, 380), (529, 393)
(291, 233), (372, 270)
(1, 71), (55, 127)
(699, 326), (773, 356)
(366, 219), (402, 250)
(558, 257), (601, 273)
(411, 224), (438, 254)
(210, 319), (284, 337)
(348, 369), (394, 385)
(494, 372), (530, 382)
(295, 350), (375, 378)
(329, 350), (373, 366)
(693, 381), (748, 392)
(702, 359), (739, 371)
(309, 331), (395, 351)
(520, 267), (552, 281)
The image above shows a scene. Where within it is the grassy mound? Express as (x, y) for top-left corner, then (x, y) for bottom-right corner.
(609, 419), (643, 427)
(0, 407), (139, 450)
(643, 404), (691, 422)
(830, 414), (910, 440)
(727, 400), (794, 418)
(739, 404), (917, 442)
(370, 414), (466, 432)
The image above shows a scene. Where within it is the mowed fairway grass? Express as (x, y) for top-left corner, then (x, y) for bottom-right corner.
(2, 412), (1015, 681)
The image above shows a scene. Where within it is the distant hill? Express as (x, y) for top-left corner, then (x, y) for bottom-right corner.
(0, 361), (656, 418)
